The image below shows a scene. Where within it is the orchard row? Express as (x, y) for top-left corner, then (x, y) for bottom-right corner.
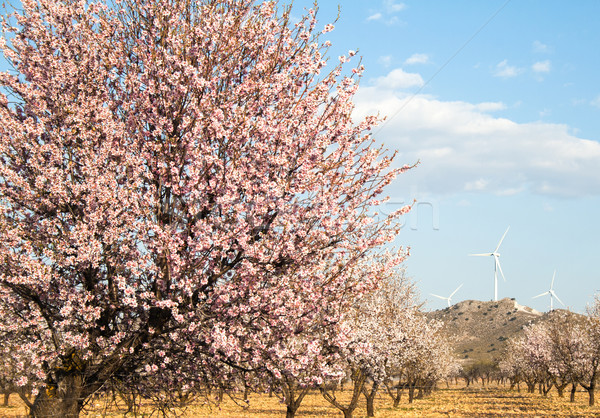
(499, 301), (600, 407)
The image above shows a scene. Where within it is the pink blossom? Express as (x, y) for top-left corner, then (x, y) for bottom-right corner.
(0, 0), (412, 413)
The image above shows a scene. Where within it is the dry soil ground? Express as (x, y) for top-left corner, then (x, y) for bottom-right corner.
(2, 383), (600, 417)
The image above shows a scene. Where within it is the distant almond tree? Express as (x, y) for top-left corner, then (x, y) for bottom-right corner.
(392, 314), (459, 404)
(320, 272), (460, 418)
(582, 295), (600, 406)
(500, 307), (600, 406)
(319, 271), (419, 418)
(0, 0), (412, 416)
(262, 258), (394, 418)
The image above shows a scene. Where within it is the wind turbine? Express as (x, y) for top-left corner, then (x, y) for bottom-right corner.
(470, 226), (509, 302)
(431, 284), (463, 307)
(533, 270), (564, 311)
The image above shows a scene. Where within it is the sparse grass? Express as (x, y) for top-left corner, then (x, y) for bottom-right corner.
(2, 383), (600, 417)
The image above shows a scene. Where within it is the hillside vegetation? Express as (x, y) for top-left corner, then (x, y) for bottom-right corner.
(426, 297), (572, 366)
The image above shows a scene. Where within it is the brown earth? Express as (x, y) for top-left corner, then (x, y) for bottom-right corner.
(2, 383), (600, 417)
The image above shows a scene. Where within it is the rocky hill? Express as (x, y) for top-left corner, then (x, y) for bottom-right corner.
(426, 297), (549, 366)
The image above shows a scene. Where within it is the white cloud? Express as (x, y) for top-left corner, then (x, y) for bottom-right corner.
(591, 95), (600, 108)
(367, 1), (405, 25)
(542, 202), (554, 212)
(384, 0), (406, 12)
(372, 68), (424, 89)
(384, 16), (400, 26)
(493, 60), (522, 78)
(474, 102), (506, 112)
(533, 40), (549, 53)
(366, 13), (399, 25)
(404, 53), (429, 65)
(532, 60), (551, 73)
(353, 68), (600, 197)
(464, 178), (489, 192)
(378, 55), (393, 68)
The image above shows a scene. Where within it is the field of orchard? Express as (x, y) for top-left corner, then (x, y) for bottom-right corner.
(3, 381), (600, 417)
(4, 304), (600, 418)
(5, 294), (600, 418)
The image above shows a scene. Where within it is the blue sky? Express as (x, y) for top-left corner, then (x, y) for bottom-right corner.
(292, 0), (600, 313)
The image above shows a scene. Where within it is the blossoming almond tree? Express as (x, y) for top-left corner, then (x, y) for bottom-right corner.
(393, 314), (457, 404)
(581, 295), (600, 406)
(320, 271), (418, 418)
(0, 0), (411, 416)
(501, 308), (600, 406)
(529, 312), (583, 398)
(353, 271), (419, 417)
(269, 258), (398, 418)
(518, 322), (556, 396)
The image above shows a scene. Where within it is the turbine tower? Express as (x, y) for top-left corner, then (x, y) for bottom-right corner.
(430, 284), (463, 307)
(533, 270), (564, 311)
(470, 226), (509, 302)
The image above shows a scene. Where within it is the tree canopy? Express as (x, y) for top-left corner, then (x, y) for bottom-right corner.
(0, 0), (410, 416)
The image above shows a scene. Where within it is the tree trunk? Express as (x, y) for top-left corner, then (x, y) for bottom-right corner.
(286, 404), (298, 418)
(424, 382), (434, 397)
(18, 391), (34, 412)
(282, 381), (309, 418)
(416, 387), (423, 399)
(580, 380), (596, 406)
(365, 395), (375, 417)
(542, 381), (553, 397)
(393, 385), (402, 407)
(526, 382), (535, 393)
(217, 387), (224, 403)
(243, 384), (250, 402)
(3, 392), (9, 407)
(570, 383), (577, 402)
(384, 380), (402, 408)
(407, 383), (415, 404)
(362, 381), (379, 417)
(30, 374), (83, 418)
(556, 383), (567, 398)
(321, 368), (366, 418)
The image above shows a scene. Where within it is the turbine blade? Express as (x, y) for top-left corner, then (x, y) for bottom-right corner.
(550, 270), (556, 290)
(550, 290), (565, 306)
(494, 226), (510, 253)
(449, 283), (464, 298)
(496, 256), (506, 282)
(533, 291), (550, 299)
(430, 293), (448, 301)
(470, 253), (494, 257)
